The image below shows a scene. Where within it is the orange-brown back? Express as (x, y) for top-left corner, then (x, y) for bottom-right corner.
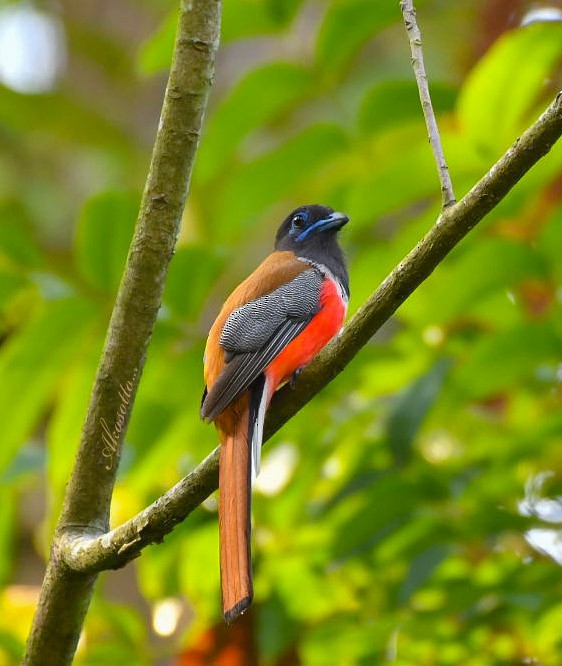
(203, 250), (308, 422)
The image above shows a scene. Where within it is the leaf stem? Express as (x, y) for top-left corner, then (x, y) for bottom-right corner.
(400, 0), (456, 208)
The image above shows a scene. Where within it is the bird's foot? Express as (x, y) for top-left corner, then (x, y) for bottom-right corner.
(290, 367), (303, 389)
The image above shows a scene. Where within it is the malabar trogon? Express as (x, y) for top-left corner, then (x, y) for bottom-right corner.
(201, 204), (349, 622)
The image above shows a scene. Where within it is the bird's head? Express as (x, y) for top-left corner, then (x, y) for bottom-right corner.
(275, 204), (349, 251)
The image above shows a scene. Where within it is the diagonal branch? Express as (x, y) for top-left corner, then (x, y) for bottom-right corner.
(23, 2), (222, 664)
(400, 0), (456, 207)
(60, 91), (562, 575)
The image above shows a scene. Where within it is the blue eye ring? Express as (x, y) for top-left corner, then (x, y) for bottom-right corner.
(292, 213), (306, 229)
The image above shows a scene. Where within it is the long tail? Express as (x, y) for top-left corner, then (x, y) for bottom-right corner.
(218, 377), (268, 622)
(219, 401), (253, 623)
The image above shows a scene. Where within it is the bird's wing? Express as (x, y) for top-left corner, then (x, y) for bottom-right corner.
(201, 268), (323, 422)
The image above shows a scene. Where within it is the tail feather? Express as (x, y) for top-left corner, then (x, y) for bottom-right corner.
(249, 376), (269, 482)
(219, 403), (253, 623)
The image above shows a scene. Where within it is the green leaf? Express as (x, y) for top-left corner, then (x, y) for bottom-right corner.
(454, 321), (562, 399)
(163, 245), (224, 320)
(347, 135), (438, 224)
(330, 473), (419, 560)
(398, 544), (449, 603)
(316, 0), (401, 73)
(66, 19), (135, 83)
(90, 599), (146, 648)
(136, 524), (185, 601)
(0, 203), (42, 268)
(347, 130), (483, 225)
(46, 345), (100, 527)
(0, 87), (135, 152)
(222, 0), (304, 42)
(0, 442), (45, 485)
(125, 343), (213, 495)
(214, 124), (348, 241)
(458, 23), (562, 156)
(0, 272), (28, 315)
(403, 238), (548, 326)
(539, 205), (562, 282)
(74, 191), (138, 293)
(0, 489), (14, 586)
(178, 522), (220, 620)
(387, 358), (452, 466)
(0, 297), (96, 473)
(138, 0), (305, 75)
(301, 616), (392, 664)
(137, 9), (176, 76)
(269, 554), (355, 621)
(359, 80), (456, 136)
(0, 629), (24, 662)
(195, 62), (315, 184)
(258, 593), (299, 661)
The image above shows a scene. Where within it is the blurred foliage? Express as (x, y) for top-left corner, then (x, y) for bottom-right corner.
(0, 0), (562, 664)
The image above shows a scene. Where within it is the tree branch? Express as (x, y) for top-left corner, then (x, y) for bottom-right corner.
(23, 2), (221, 664)
(400, 0), (456, 207)
(60, 91), (562, 574)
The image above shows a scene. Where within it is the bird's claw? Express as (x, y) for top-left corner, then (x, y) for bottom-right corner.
(290, 367), (303, 389)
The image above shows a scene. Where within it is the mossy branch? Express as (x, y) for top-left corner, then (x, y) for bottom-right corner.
(22, 2), (222, 664)
(59, 92), (562, 574)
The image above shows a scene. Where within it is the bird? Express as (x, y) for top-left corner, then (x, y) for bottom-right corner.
(201, 204), (349, 623)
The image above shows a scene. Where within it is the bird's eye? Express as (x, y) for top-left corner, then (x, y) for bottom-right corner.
(292, 214), (306, 228)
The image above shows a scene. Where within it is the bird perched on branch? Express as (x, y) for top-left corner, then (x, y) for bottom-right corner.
(201, 204), (349, 622)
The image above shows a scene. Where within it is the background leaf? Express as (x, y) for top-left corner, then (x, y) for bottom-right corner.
(74, 191), (138, 293)
(387, 358), (452, 466)
(458, 22), (562, 155)
(0, 297), (96, 473)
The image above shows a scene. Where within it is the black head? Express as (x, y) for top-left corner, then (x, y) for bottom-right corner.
(275, 204), (350, 298)
(275, 204), (349, 250)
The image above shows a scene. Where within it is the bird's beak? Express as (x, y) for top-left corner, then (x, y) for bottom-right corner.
(319, 211), (349, 231)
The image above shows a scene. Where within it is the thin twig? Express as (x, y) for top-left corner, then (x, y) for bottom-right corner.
(400, 0), (456, 208)
(60, 91), (562, 574)
(23, 2), (222, 664)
